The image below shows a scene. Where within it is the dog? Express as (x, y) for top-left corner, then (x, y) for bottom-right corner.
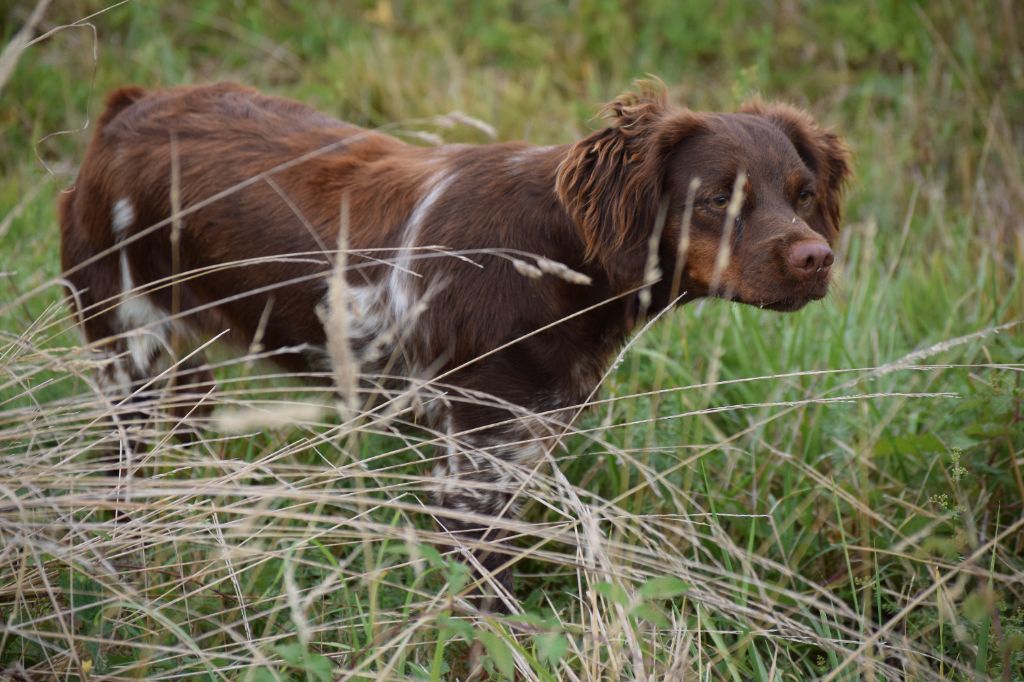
(59, 80), (849, 605)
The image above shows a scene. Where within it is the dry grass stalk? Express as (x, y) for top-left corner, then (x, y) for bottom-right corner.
(323, 195), (360, 422)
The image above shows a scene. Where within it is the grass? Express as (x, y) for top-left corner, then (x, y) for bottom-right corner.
(1, 0), (1023, 679)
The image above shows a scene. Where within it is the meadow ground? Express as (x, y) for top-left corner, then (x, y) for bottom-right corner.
(1, 1), (1022, 680)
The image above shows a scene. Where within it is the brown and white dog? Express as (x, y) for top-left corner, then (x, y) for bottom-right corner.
(60, 81), (849, 602)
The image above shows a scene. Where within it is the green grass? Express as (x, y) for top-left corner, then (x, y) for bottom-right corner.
(2, 1), (1023, 680)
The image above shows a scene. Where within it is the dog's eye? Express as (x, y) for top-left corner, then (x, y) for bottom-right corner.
(797, 190), (815, 207)
(709, 195), (730, 209)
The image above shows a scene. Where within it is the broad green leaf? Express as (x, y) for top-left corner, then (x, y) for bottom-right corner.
(437, 612), (474, 641)
(419, 544), (445, 569)
(593, 581), (630, 607)
(305, 653), (333, 682)
(536, 632), (568, 667)
(478, 631), (516, 680)
(273, 643), (333, 681)
(631, 603), (670, 627)
(274, 643), (304, 667)
(639, 576), (691, 600)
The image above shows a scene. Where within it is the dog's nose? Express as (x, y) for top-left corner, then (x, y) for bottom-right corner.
(787, 240), (833, 277)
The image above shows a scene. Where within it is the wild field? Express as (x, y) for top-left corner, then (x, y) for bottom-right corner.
(1, 1), (1022, 680)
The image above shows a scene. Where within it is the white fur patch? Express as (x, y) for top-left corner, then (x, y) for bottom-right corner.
(506, 145), (553, 174)
(111, 198), (135, 236)
(389, 170), (458, 320)
(99, 357), (134, 397)
(346, 283), (394, 364)
(348, 284), (385, 339)
(119, 252), (169, 373)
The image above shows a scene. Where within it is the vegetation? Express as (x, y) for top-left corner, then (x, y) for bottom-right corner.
(1, 1), (1022, 679)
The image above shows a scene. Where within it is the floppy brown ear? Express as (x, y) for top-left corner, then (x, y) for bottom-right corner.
(740, 100), (852, 240)
(557, 82), (706, 291)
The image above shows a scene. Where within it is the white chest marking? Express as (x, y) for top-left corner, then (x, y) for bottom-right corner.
(111, 197), (170, 373)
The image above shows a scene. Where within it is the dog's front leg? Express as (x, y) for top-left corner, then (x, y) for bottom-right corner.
(431, 412), (549, 612)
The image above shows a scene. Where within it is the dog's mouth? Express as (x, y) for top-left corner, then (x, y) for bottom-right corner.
(707, 275), (830, 312)
(721, 285), (829, 313)
(758, 284), (830, 312)
(759, 297), (814, 312)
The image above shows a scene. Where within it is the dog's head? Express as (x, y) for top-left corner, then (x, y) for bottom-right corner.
(556, 82), (851, 311)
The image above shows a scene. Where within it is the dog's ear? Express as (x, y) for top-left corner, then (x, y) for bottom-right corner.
(557, 82), (706, 291)
(740, 100), (852, 240)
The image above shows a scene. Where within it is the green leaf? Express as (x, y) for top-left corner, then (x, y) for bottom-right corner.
(478, 631), (516, 680)
(437, 612), (474, 642)
(248, 669), (278, 682)
(445, 561), (471, 594)
(503, 612), (554, 629)
(274, 642), (304, 667)
(631, 602), (670, 628)
(593, 581), (630, 607)
(874, 432), (945, 456)
(965, 422), (1013, 438)
(639, 576), (691, 600)
(273, 643), (333, 682)
(305, 653), (333, 682)
(57, 569), (104, 625)
(419, 544), (445, 569)
(535, 632), (568, 667)
(404, 660), (432, 679)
